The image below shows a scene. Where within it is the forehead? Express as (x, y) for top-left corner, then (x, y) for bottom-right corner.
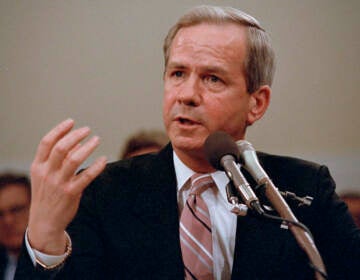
(0, 184), (30, 209)
(169, 22), (247, 67)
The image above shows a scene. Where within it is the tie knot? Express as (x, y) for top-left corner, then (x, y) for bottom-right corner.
(190, 173), (214, 195)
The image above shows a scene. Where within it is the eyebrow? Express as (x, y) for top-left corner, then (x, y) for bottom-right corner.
(166, 62), (229, 76)
(166, 62), (187, 70)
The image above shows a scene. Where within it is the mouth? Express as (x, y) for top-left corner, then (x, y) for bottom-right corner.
(175, 116), (200, 126)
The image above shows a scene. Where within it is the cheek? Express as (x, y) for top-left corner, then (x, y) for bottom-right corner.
(207, 98), (248, 133)
(162, 91), (173, 125)
(201, 105), (232, 134)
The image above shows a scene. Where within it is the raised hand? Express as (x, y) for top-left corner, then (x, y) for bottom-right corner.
(27, 119), (107, 254)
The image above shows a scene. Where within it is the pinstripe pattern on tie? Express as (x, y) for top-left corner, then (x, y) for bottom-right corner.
(180, 173), (214, 280)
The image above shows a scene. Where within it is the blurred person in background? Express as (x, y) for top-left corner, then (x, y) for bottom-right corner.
(340, 192), (360, 227)
(0, 173), (30, 280)
(119, 129), (169, 159)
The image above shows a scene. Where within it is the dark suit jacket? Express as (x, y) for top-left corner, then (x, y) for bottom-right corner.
(0, 247), (7, 280)
(15, 144), (360, 279)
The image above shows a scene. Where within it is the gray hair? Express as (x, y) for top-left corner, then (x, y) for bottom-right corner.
(163, 5), (275, 93)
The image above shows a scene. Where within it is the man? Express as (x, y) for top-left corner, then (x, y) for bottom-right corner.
(15, 5), (359, 279)
(0, 173), (30, 280)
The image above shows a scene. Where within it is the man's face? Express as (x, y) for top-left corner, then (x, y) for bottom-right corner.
(0, 184), (30, 253)
(163, 23), (252, 160)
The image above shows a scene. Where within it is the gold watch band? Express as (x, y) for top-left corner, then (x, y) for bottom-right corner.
(35, 231), (72, 270)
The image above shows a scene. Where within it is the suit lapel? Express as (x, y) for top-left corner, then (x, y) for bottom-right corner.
(130, 144), (184, 278)
(0, 248), (6, 279)
(231, 213), (294, 279)
(231, 152), (310, 279)
(131, 144), (179, 228)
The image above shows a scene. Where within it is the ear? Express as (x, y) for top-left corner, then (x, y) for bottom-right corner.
(246, 85), (271, 126)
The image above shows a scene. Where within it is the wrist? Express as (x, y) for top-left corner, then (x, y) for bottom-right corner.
(34, 231), (72, 270)
(28, 225), (68, 255)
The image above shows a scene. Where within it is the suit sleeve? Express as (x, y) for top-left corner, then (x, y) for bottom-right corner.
(15, 180), (105, 279)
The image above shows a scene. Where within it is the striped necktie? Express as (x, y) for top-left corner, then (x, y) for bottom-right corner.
(180, 173), (214, 280)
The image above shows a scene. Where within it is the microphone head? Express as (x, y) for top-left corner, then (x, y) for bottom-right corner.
(236, 139), (266, 182)
(236, 140), (255, 153)
(204, 131), (240, 170)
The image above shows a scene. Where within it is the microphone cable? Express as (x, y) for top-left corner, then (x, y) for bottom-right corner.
(248, 191), (328, 279)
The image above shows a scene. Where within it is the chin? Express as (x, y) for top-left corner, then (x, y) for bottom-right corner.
(168, 123), (211, 153)
(171, 135), (204, 153)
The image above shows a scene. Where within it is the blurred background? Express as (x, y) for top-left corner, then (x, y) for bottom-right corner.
(0, 0), (359, 193)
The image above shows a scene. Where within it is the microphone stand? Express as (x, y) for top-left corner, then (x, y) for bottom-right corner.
(226, 182), (248, 216)
(256, 178), (327, 280)
(204, 131), (326, 278)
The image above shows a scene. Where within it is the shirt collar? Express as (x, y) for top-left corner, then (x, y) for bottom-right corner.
(173, 151), (230, 202)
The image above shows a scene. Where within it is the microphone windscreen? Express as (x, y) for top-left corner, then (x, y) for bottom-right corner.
(204, 131), (240, 170)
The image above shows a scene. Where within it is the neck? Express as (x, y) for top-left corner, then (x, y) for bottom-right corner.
(174, 148), (215, 173)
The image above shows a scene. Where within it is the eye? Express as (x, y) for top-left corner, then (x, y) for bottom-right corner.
(202, 74), (226, 91)
(204, 75), (221, 83)
(210, 75), (219, 83)
(172, 70), (184, 78)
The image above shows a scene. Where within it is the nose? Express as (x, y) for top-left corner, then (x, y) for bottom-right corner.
(177, 75), (201, 106)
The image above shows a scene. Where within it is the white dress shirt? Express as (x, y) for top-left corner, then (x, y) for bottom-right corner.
(25, 151), (239, 279)
(174, 152), (237, 279)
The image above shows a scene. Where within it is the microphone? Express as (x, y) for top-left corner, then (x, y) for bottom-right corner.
(235, 140), (268, 184)
(236, 139), (305, 220)
(237, 140), (314, 207)
(204, 131), (263, 215)
(236, 140), (300, 219)
(236, 140), (327, 279)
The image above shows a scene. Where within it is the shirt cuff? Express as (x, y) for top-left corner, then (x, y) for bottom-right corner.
(24, 227), (71, 267)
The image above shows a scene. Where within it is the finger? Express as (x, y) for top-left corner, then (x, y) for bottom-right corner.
(61, 135), (101, 179)
(66, 143), (82, 159)
(34, 119), (75, 163)
(60, 143), (82, 174)
(70, 156), (107, 195)
(47, 127), (91, 171)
